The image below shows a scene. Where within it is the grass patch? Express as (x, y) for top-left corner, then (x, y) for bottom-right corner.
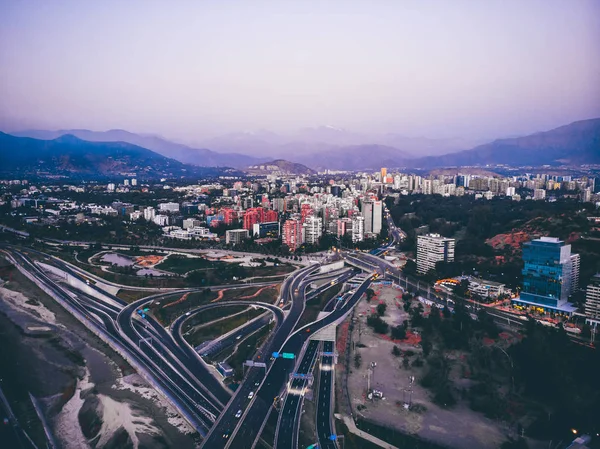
(227, 321), (274, 380)
(185, 308), (264, 347)
(116, 289), (151, 303)
(296, 284), (343, 330)
(156, 254), (212, 274)
(152, 290), (216, 324)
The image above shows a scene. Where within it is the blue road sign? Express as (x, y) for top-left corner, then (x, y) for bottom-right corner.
(329, 434), (337, 441)
(272, 352), (280, 358)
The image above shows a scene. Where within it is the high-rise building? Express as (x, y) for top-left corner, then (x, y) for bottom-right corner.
(158, 202), (180, 212)
(570, 253), (580, 293)
(416, 234), (455, 274)
(124, 179), (130, 186)
(131, 178), (137, 186)
(361, 200), (382, 236)
(282, 219), (303, 251)
(533, 189), (546, 200)
(303, 216), (323, 245)
(517, 237), (577, 312)
(143, 206), (155, 221)
(107, 183), (115, 192)
(380, 167), (387, 181)
(584, 274), (600, 325)
(351, 216), (364, 243)
(226, 229), (249, 245)
(336, 218), (352, 238)
(362, 201), (373, 234)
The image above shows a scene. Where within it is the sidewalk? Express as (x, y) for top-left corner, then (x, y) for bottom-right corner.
(334, 414), (398, 449)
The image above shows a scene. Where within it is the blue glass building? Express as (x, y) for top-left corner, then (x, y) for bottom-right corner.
(517, 237), (575, 313)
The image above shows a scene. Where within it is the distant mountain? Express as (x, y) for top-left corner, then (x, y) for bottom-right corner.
(409, 118), (600, 168)
(293, 144), (413, 171)
(245, 159), (316, 175)
(12, 129), (262, 168)
(0, 132), (234, 178)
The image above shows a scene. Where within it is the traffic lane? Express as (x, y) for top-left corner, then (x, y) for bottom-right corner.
(275, 340), (320, 448)
(317, 341), (336, 449)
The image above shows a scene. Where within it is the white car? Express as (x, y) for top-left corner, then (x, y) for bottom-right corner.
(235, 409), (242, 418)
(248, 391), (254, 399)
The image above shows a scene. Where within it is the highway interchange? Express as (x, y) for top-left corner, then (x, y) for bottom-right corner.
(1, 207), (525, 449)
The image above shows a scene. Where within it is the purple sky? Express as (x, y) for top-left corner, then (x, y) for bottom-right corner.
(1, 0), (599, 141)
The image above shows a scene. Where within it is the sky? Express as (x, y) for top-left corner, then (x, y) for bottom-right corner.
(1, 0), (599, 142)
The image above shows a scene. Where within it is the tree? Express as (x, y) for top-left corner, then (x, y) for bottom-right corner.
(354, 352), (362, 368)
(365, 288), (375, 301)
(391, 325), (406, 340)
(392, 345), (401, 357)
(402, 356), (410, 369)
(376, 302), (387, 316)
(403, 259), (417, 276)
(366, 314), (389, 334)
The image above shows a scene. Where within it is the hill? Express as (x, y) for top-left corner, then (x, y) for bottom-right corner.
(245, 159), (316, 175)
(409, 118), (600, 168)
(0, 132), (233, 178)
(11, 129), (263, 168)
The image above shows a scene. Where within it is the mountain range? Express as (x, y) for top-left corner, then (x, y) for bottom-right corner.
(0, 132), (236, 178)
(5, 118), (600, 173)
(11, 128), (264, 169)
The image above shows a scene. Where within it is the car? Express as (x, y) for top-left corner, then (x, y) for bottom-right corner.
(235, 409), (242, 418)
(236, 335), (242, 340)
(223, 431), (230, 439)
(248, 391), (254, 399)
(255, 381), (260, 386)
(185, 311), (191, 316)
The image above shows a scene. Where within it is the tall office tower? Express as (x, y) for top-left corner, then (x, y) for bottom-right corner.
(519, 237), (575, 312)
(506, 186), (516, 196)
(351, 216), (365, 243)
(303, 216), (323, 245)
(336, 218), (352, 238)
(584, 274), (600, 325)
(372, 200), (382, 235)
(131, 178), (137, 186)
(380, 167), (387, 181)
(362, 201), (373, 234)
(123, 179), (130, 186)
(570, 253), (580, 293)
(416, 234), (455, 274)
(282, 219), (303, 252)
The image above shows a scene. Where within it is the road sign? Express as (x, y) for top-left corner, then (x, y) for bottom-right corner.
(272, 352), (280, 358)
(329, 434), (337, 440)
(282, 352), (295, 359)
(143, 307), (149, 312)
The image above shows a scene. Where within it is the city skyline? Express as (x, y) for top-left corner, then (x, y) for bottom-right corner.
(1, 0), (600, 144)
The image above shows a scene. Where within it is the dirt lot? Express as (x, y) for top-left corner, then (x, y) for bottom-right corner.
(344, 284), (508, 449)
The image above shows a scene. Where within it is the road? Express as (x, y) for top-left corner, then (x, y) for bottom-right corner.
(200, 263), (321, 447)
(224, 275), (373, 449)
(274, 340), (321, 449)
(316, 340), (338, 449)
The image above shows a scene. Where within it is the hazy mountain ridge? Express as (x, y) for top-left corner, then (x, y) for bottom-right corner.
(0, 132), (234, 178)
(408, 118), (600, 168)
(12, 129), (264, 169)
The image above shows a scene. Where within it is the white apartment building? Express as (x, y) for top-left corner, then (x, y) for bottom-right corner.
(570, 253), (580, 293)
(107, 183), (115, 192)
(158, 202), (180, 212)
(303, 215), (323, 245)
(226, 229), (249, 245)
(533, 189), (546, 200)
(131, 178), (137, 186)
(153, 214), (169, 226)
(416, 233), (455, 274)
(143, 206), (156, 221)
(584, 274), (600, 326)
(352, 216), (365, 243)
